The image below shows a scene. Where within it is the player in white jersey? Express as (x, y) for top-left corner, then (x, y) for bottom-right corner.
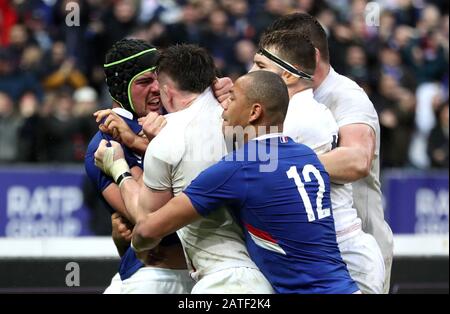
(95, 44), (273, 294)
(249, 30), (385, 294)
(265, 13), (393, 293)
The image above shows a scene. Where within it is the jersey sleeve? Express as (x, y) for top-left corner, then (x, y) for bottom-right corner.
(85, 133), (114, 193)
(184, 160), (244, 217)
(333, 89), (379, 133)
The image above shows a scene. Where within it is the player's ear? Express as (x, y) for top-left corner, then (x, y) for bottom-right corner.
(281, 71), (296, 85)
(163, 84), (174, 103)
(162, 84), (170, 96)
(315, 48), (321, 66)
(248, 103), (262, 123)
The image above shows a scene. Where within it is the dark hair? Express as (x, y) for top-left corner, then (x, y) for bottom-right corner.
(267, 13), (329, 63)
(259, 30), (316, 79)
(241, 71), (289, 125)
(157, 44), (216, 93)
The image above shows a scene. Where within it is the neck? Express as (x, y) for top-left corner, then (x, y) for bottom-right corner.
(243, 123), (283, 143)
(288, 82), (312, 99)
(173, 92), (199, 112)
(313, 61), (330, 90)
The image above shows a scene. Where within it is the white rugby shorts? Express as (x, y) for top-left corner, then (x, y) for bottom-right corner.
(191, 267), (274, 294)
(338, 230), (385, 294)
(121, 267), (194, 294)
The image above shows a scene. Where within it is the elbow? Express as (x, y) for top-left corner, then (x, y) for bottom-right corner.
(353, 158), (371, 179)
(133, 223), (161, 251)
(134, 219), (156, 241)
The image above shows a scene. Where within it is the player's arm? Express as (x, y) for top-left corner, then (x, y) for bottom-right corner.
(132, 193), (200, 252)
(319, 123), (375, 184)
(94, 140), (172, 224)
(132, 159), (243, 252)
(101, 165), (142, 222)
(120, 178), (173, 224)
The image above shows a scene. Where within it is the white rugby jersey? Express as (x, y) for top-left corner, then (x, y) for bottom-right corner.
(144, 87), (258, 281)
(283, 88), (361, 241)
(314, 67), (393, 263)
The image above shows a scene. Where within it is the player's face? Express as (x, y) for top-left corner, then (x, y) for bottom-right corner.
(222, 78), (251, 135)
(250, 50), (284, 76)
(130, 71), (161, 117)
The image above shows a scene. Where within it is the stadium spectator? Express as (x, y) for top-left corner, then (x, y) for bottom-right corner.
(0, 47), (42, 102)
(377, 46), (416, 91)
(17, 91), (42, 162)
(200, 8), (235, 74)
(0, 92), (21, 163)
(428, 101), (449, 168)
(37, 89), (81, 162)
(41, 41), (87, 92)
(344, 44), (371, 89)
(227, 39), (257, 80)
(373, 75), (416, 168)
(166, 2), (203, 45)
(0, 0), (18, 47)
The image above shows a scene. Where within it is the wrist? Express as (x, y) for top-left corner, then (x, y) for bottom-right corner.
(116, 172), (132, 187)
(110, 158), (131, 183)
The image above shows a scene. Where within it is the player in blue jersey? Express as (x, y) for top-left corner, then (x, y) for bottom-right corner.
(129, 70), (361, 294)
(84, 39), (192, 294)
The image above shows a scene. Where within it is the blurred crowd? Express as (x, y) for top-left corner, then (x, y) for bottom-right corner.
(0, 0), (448, 169)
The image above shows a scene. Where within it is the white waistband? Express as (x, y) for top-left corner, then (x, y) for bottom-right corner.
(190, 261), (259, 282)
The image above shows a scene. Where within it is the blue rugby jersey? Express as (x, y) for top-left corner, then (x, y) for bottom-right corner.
(85, 112), (143, 211)
(184, 134), (359, 294)
(84, 109), (179, 280)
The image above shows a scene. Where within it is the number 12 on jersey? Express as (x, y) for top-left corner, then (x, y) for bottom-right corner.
(286, 165), (331, 222)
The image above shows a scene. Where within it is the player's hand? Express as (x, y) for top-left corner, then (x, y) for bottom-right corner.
(213, 77), (233, 108)
(94, 139), (128, 179)
(94, 109), (112, 123)
(111, 212), (133, 257)
(111, 212), (133, 242)
(141, 112), (167, 140)
(98, 111), (138, 148)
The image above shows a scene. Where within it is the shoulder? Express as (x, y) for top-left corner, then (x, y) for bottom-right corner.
(273, 140), (322, 165)
(331, 73), (374, 108)
(320, 71), (379, 128)
(285, 140), (318, 156)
